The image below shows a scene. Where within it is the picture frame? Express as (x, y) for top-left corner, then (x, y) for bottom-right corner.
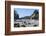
(5, 1), (45, 35)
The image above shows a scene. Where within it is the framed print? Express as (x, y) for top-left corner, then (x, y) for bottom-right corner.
(5, 1), (45, 35)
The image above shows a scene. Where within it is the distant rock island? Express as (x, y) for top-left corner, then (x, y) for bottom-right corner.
(14, 10), (39, 20)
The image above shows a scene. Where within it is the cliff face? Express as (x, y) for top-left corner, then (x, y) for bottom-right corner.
(14, 10), (19, 20)
(31, 10), (39, 19)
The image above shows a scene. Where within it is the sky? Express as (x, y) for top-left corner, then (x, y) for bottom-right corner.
(14, 8), (39, 18)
